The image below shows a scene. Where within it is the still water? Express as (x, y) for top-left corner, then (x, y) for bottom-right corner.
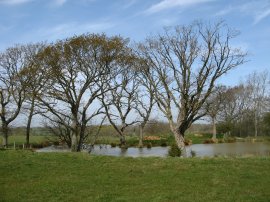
(37, 142), (270, 157)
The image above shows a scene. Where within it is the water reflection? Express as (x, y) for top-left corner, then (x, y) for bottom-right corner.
(186, 142), (270, 157)
(37, 142), (270, 158)
(90, 145), (168, 157)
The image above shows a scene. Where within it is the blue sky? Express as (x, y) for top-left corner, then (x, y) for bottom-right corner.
(0, 0), (270, 85)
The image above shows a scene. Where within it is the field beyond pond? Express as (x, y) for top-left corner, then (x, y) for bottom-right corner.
(0, 151), (270, 202)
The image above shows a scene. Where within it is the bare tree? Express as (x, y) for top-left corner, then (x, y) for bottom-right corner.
(44, 115), (73, 148)
(100, 67), (139, 147)
(38, 34), (131, 151)
(205, 85), (226, 140)
(138, 21), (247, 155)
(19, 43), (47, 147)
(135, 71), (155, 147)
(246, 70), (270, 137)
(216, 84), (251, 137)
(0, 45), (30, 147)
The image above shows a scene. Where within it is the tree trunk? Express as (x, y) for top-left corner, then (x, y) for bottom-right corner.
(239, 118), (242, 137)
(138, 124), (143, 148)
(173, 130), (186, 157)
(254, 110), (258, 137)
(168, 120), (187, 157)
(119, 135), (126, 147)
(71, 133), (78, 152)
(26, 98), (35, 148)
(71, 112), (79, 152)
(212, 117), (217, 140)
(2, 122), (8, 148)
(77, 122), (87, 152)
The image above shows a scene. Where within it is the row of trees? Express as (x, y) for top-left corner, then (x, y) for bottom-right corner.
(207, 71), (270, 138)
(0, 21), (249, 154)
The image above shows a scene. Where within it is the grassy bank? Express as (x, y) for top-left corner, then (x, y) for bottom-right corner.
(1, 133), (270, 149)
(0, 135), (57, 148)
(0, 151), (270, 201)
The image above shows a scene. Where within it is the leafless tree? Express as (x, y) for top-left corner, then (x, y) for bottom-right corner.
(246, 70), (270, 137)
(44, 113), (106, 149)
(44, 115), (73, 148)
(0, 45), (30, 147)
(38, 34), (128, 151)
(205, 85), (226, 139)
(217, 85), (251, 136)
(138, 21), (247, 155)
(100, 67), (139, 147)
(19, 43), (47, 147)
(135, 71), (156, 147)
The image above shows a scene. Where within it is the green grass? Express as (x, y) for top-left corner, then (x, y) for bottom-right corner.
(1, 150), (270, 202)
(95, 133), (222, 147)
(0, 135), (56, 148)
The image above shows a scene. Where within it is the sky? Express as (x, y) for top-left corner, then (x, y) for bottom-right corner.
(0, 0), (269, 126)
(0, 0), (269, 85)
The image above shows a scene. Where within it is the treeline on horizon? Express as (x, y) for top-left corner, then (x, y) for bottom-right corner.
(0, 20), (269, 152)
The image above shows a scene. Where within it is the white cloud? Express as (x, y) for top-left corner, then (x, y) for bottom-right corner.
(215, 6), (234, 16)
(0, 24), (11, 32)
(37, 21), (115, 41)
(254, 8), (270, 24)
(0, 0), (33, 5)
(54, 0), (67, 6)
(146, 0), (214, 14)
(216, 1), (270, 25)
(122, 0), (137, 9)
(0, 0), (68, 6)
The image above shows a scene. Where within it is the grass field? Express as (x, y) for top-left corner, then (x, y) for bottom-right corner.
(0, 135), (57, 148)
(0, 150), (270, 201)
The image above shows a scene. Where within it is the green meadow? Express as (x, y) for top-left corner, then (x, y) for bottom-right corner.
(0, 150), (269, 202)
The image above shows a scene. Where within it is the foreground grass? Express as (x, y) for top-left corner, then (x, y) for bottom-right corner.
(0, 151), (270, 202)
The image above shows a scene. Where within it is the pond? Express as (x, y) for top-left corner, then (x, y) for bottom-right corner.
(36, 142), (270, 157)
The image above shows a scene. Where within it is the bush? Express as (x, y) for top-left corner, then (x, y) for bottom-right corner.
(160, 141), (167, 147)
(168, 144), (181, 157)
(53, 141), (59, 146)
(31, 143), (44, 148)
(184, 139), (192, 145)
(203, 138), (218, 144)
(190, 150), (196, 157)
(110, 143), (117, 148)
(203, 139), (216, 144)
(146, 143), (152, 149)
(226, 137), (236, 143)
(218, 138), (225, 143)
(120, 144), (129, 150)
(41, 141), (50, 147)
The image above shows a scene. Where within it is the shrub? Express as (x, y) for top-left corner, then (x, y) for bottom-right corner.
(146, 143), (152, 149)
(203, 139), (216, 144)
(190, 150), (196, 157)
(168, 143), (181, 157)
(31, 143), (44, 148)
(120, 145), (129, 150)
(53, 141), (59, 146)
(226, 137), (236, 143)
(160, 141), (167, 147)
(41, 141), (50, 147)
(143, 136), (161, 140)
(110, 143), (117, 148)
(218, 138), (225, 143)
(184, 139), (192, 145)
